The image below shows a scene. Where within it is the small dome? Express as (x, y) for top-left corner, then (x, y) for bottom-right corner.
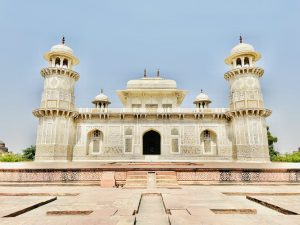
(0, 140), (4, 145)
(195, 92), (211, 102)
(44, 38), (79, 65)
(127, 77), (177, 89)
(94, 93), (109, 102)
(225, 41), (261, 65)
(50, 44), (74, 55)
(230, 43), (255, 55)
(92, 91), (111, 104)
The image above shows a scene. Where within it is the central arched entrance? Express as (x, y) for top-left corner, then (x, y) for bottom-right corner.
(143, 130), (161, 155)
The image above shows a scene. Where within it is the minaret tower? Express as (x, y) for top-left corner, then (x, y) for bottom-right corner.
(224, 36), (271, 161)
(33, 37), (80, 161)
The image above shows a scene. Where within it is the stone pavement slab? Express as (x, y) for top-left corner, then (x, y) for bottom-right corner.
(246, 195), (300, 214)
(0, 185), (300, 224)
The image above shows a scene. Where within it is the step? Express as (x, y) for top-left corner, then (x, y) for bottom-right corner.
(156, 180), (178, 184)
(127, 174), (147, 179)
(156, 171), (177, 175)
(127, 171), (148, 175)
(126, 177), (147, 179)
(124, 171), (148, 189)
(155, 171), (180, 189)
(156, 175), (177, 179)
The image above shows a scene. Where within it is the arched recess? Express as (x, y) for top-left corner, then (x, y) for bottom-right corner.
(143, 130), (161, 155)
(236, 58), (242, 67)
(244, 57), (250, 66)
(171, 128), (179, 153)
(87, 129), (103, 154)
(124, 128), (133, 153)
(55, 58), (60, 67)
(200, 129), (217, 154)
(63, 58), (68, 68)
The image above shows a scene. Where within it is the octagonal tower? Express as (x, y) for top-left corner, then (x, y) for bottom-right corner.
(224, 36), (271, 161)
(33, 37), (80, 161)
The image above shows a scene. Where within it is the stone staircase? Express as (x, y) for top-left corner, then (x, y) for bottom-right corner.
(123, 171), (148, 189)
(123, 171), (180, 189)
(156, 171), (180, 189)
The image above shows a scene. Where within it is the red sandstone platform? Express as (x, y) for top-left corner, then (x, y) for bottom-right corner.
(0, 162), (300, 184)
(1, 161), (300, 170)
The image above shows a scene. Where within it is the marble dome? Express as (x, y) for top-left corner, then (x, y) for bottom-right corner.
(44, 40), (79, 65)
(93, 93), (110, 103)
(127, 77), (177, 89)
(50, 44), (74, 55)
(195, 92), (211, 102)
(230, 43), (255, 55)
(225, 42), (261, 64)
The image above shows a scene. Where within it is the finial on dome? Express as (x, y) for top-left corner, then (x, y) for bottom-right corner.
(144, 69), (147, 77)
(239, 35), (243, 43)
(157, 69), (160, 77)
(201, 89), (203, 93)
(62, 36), (65, 44)
(101, 89), (103, 93)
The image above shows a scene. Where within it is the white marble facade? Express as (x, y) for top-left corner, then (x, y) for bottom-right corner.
(33, 37), (271, 162)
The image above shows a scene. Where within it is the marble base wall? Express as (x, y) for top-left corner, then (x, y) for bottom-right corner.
(35, 145), (73, 161)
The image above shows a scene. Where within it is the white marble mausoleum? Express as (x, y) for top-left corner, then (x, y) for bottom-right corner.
(33, 37), (271, 162)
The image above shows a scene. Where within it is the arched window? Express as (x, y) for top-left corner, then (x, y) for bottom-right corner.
(124, 128), (133, 153)
(171, 128), (179, 153)
(200, 130), (217, 154)
(63, 59), (68, 68)
(55, 58), (60, 67)
(236, 58), (242, 67)
(244, 57), (249, 66)
(87, 129), (103, 154)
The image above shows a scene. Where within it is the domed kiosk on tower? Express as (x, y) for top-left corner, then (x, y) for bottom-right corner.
(44, 37), (79, 69)
(225, 36), (261, 69)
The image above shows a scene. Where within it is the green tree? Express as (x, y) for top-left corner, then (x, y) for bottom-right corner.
(22, 145), (36, 160)
(267, 126), (279, 160)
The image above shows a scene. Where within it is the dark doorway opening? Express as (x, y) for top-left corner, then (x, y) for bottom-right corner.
(143, 130), (161, 155)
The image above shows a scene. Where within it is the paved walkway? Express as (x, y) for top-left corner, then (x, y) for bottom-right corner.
(1, 184), (300, 224)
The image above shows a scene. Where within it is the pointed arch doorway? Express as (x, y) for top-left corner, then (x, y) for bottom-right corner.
(143, 130), (161, 155)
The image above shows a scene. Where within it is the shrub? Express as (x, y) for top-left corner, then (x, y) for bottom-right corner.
(0, 153), (27, 162)
(272, 151), (300, 162)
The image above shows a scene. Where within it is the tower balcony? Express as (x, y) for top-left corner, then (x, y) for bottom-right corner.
(40, 67), (80, 81)
(224, 66), (264, 80)
(33, 108), (78, 118)
(225, 108), (272, 118)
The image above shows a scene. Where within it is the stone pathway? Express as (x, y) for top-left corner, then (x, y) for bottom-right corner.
(1, 185), (300, 224)
(136, 194), (169, 225)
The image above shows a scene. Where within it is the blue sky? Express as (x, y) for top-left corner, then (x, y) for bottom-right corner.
(0, 0), (299, 153)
